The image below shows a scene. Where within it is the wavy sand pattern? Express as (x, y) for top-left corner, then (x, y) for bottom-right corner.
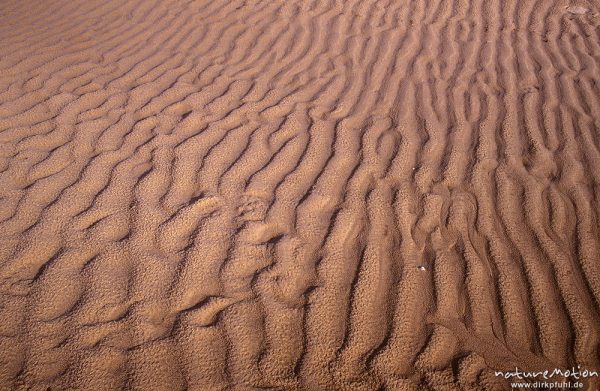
(1, 0), (600, 389)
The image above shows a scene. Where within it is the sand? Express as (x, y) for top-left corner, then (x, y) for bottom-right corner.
(0, 0), (599, 390)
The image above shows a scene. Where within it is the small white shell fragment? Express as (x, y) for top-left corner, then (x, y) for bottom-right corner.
(417, 265), (427, 271)
(567, 6), (589, 15)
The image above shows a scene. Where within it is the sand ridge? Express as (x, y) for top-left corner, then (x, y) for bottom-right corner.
(1, 0), (600, 389)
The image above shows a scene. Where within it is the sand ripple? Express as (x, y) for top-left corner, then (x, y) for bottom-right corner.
(1, 0), (600, 389)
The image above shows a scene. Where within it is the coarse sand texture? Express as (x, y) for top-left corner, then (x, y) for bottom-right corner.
(1, 0), (600, 390)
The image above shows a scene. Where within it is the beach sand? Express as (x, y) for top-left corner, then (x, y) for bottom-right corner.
(1, 0), (600, 389)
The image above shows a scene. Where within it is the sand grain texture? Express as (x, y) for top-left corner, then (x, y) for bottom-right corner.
(1, 0), (600, 390)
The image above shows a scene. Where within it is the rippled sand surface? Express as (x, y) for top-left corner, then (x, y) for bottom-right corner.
(1, 0), (600, 389)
